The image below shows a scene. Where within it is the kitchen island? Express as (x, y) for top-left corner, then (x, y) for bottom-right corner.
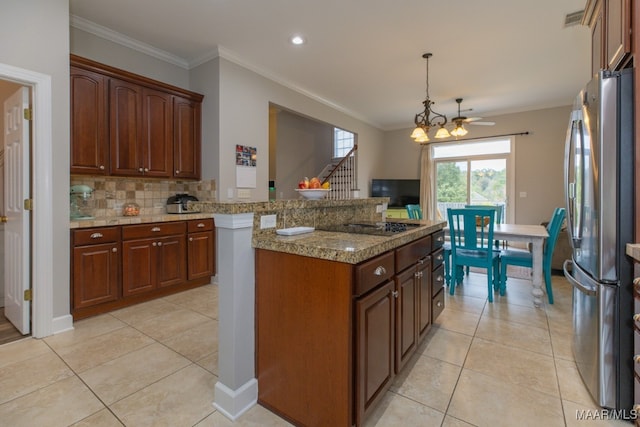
(253, 218), (445, 426)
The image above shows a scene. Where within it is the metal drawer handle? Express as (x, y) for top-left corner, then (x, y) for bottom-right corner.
(436, 275), (443, 282)
(634, 355), (640, 364)
(374, 266), (386, 276)
(197, 223), (205, 228)
(151, 227), (161, 232)
(436, 300), (443, 308)
(90, 233), (103, 239)
(417, 259), (425, 265)
(436, 254), (443, 262)
(437, 235), (444, 242)
(392, 290), (399, 298)
(634, 313), (640, 322)
(99, 165), (105, 170)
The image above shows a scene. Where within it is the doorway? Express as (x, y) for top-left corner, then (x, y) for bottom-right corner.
(0, 62), (55, 341)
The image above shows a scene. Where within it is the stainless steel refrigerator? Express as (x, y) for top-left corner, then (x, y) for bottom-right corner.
(563, 68), (634, 411)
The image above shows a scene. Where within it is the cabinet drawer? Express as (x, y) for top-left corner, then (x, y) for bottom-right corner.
(187, 218), (214, 232)
(432, 264), (445, 294)
(396, 236), (431, 273)
(432, 287), (445, 321)
(431, 229), (445, 251)
(73, 227), (120, 246)
(122, 221), (186, 240)
(431, 247), (444, 270)
(355, 251), (395, 296)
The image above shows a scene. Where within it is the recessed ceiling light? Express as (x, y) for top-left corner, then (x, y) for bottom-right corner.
(290, 35), (306, 45)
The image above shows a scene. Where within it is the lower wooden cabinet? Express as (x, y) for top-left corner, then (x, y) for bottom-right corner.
(71, 218), (215, 319)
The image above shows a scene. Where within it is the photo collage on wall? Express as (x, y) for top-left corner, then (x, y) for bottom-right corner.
(236, 145), (257, 167)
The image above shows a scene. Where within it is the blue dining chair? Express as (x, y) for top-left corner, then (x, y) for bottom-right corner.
(405, 204), (422, 219)
(447, 208), (501, 302)
(498, 207), (566, 304)
(463, 204), (504, 277)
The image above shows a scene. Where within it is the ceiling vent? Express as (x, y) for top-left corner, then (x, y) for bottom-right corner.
(564, 10), (585, 27)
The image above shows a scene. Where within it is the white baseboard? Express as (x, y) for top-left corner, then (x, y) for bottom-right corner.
(213, 378), (257, 421)
(51, 314), (74, 335)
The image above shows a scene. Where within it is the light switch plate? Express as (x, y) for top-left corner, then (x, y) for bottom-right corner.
(260, 214), (277, 229)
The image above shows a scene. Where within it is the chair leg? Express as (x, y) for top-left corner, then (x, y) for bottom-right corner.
(500, 259), (508, 295)
(444, 249), (451, 286)
(486, 264), (493, 303)
(544, 267), (554, 304)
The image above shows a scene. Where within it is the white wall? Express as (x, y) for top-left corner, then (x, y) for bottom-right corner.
(0, 0), (70, 319)
(381, 105), (571, 225)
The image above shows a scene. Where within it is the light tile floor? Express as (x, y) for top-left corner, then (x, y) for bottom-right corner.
(0, 274), (634, 426)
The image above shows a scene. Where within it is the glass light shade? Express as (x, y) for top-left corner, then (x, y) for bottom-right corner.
(414, 133), (430, 143)
(451, 124), (468, 137)
(434, 126), (451, 139)
(410, 126), (427, 140)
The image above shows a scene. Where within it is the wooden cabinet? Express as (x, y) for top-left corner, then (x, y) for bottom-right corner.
(187, 219), (215, 280)
(430, 230), (446, 324)
(122, 222), (186, 296)
(584, 0), (632, 74)
(70, 54), (203, 179)
(256, 228), (445, 427)
(71, 219), (215, 320)
(71, 227), (120, 310)
(70, 66), (109, 174)
(174, 96), (201, 179)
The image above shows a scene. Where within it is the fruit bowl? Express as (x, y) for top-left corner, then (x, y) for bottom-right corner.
(295, 189), (330, 200)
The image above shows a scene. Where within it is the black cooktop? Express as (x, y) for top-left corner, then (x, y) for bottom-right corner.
(317, 221), (420, 236)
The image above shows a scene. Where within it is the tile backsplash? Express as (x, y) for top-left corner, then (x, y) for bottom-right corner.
(70, 176), (216, 218)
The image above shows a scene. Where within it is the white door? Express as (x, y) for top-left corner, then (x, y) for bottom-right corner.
(4, 87), (30, 334)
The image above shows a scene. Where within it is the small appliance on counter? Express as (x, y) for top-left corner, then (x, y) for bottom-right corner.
(166, 193), (199, 214)
(70, 185), (94, 220)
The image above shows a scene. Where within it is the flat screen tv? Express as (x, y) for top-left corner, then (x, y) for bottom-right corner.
(371, 179), (420, 208)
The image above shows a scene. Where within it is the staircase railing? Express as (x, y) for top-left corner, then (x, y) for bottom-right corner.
(320, 144), (357, 185)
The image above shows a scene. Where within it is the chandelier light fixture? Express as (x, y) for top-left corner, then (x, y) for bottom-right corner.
(410, 53), (450, 143)
(450, 98), (469, 137)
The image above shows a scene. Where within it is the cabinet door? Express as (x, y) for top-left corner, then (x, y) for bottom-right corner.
(418, 258), (432, 340)
(142, 88), (173, 177)
(70, 67), (108, 174)
(606, 0), (631, 70)
(395, 267), (418, 373)
(110, 78), (143, 176)
(591, 4), (605, 77)
(188, 230), (214, 280)
(173, 96), (201, 179)
(72, 243), (119, 309)
(355, 280), (395, 427)
(122, 238), (156, 296)
(156, 234), (187, 288)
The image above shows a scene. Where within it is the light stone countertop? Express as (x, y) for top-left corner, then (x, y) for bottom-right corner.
(70, 212), (213, 229)
(626, 243), (640, 262)
(253, 220), (446, 264)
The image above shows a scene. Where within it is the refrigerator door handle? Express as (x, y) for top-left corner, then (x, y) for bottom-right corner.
(563, 259), (597, 296)
(565, 115), (581, 247)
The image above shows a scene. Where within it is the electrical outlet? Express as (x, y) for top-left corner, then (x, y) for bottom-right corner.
(237, 188), (251, 198)
(260, 214), (277, 229)
(227, 188), (234, 199)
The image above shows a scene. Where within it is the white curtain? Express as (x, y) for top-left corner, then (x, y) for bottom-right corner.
(419, 144), (435, 220)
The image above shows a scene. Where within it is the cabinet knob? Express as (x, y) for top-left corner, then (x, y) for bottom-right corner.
(144, 167), (149, 172)
(392, 290), (399, 298)
(175, 170), (180, 174)
(634, 355), (640, 364)
(157, 241), (163, 246)
(112, 247), (117, 252)
(138, 167), (144, 173)
(633, 313), (640, 322)
(197, 223), (205, 228)
(374, 266), (386, 276)
(90, 233), (103, 239)
(152, 242), (157, 247)
(151, 227), (161, 232)
(99, 165), (105, 170)
(437, 254), (443, 262)
(189, 237), (193, 242)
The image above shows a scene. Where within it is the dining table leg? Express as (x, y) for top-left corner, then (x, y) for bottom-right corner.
(530, 237), (545, 307)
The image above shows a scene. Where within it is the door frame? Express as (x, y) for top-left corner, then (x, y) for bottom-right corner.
(0, 62), (53, 338)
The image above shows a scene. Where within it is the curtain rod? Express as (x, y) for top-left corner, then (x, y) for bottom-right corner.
(424, 131), (530, 145)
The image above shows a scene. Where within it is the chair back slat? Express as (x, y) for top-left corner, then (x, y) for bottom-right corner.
(406, 204), (423, 219)
(544, 207), (566, 264)
(464, 204), (504, 224)
(447, 208), (496, 255)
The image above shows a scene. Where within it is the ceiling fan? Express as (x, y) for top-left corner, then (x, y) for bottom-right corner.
(450, 98), (495, 137)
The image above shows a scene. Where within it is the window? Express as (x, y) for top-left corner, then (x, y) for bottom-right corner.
(432, 138), (514, 221)
(334, 127), (355, 158)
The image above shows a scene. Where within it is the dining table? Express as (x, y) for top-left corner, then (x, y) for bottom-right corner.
(445, 223), (549, 307)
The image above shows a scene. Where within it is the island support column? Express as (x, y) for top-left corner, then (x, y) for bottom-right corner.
(212, 212), (257, 419)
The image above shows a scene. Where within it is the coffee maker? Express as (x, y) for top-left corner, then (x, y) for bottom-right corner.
(70, 185), (94, 219)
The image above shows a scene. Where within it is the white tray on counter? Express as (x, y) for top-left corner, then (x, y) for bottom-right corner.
(276, 226), (315, 236)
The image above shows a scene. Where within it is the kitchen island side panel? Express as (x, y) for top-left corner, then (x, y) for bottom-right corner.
(256, 249), (354, 427)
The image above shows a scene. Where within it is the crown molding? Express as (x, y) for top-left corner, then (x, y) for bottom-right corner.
(70, 15), (189, 69)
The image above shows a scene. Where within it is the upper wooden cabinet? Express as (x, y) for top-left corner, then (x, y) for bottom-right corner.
(70, 66), (109, 175)
(584, 0), (632, 74)
(70, 54), (204, 179)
